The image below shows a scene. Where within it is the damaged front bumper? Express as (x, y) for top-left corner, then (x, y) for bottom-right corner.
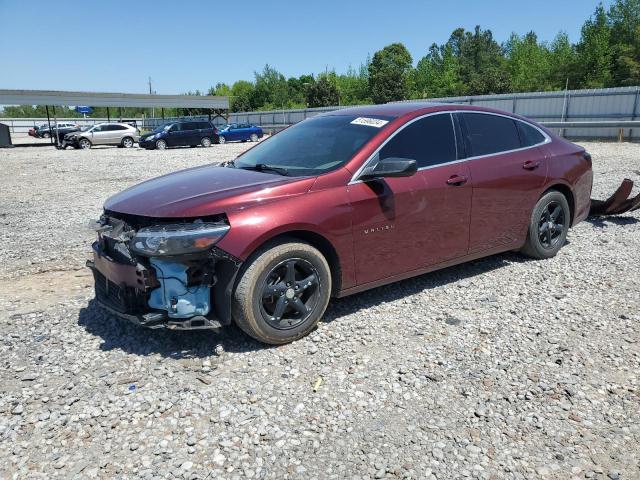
(87, 214), (242, 331)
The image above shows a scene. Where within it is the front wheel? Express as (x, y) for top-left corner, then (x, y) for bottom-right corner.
(232, 241), (331, 345)
(201, 137), (212, 147)
(79, 138), (91, 149)
(155, 139), (168, 150)
(521, 190), (570, 259)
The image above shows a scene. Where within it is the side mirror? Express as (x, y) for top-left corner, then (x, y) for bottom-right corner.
(358, 157), (418, 181)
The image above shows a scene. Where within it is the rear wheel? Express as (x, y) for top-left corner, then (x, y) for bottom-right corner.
(79, 138), (91, 149)
(232, 241), (331, 345)
(250, 133), (259, 142)
(42, 132), (51, 138)
(121, 136), (134, 148)
(521, 190), (570, 259)
(155, 139), (168, 150)
(201, 137), (212, 147)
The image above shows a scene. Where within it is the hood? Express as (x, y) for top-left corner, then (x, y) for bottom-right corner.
(140, 132), (160, 140)
(104, 164), (316, 218)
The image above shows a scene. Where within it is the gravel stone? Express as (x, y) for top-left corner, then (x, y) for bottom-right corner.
(0, 141), (638, 478)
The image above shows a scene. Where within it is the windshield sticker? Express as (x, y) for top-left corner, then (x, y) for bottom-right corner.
(350, 117), (389, 128)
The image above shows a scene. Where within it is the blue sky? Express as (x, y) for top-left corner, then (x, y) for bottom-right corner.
(0, 0), (612, 94)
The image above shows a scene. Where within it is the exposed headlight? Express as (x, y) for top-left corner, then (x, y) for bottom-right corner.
(130, 223), (230, 256)
(146, 134), (157, 141)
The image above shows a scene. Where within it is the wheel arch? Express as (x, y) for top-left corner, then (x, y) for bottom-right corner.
(542, 182), (576, 226)
(250, 230), (342, 296)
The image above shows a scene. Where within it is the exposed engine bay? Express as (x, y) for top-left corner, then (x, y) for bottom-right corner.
(86, 212), (241, 330)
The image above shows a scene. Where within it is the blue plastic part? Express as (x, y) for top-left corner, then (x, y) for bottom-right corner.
(148, 258), (211, 319)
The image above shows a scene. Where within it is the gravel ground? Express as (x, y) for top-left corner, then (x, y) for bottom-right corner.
(0, 141), (638, 479)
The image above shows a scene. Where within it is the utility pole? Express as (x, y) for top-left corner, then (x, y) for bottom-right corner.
(148, 77), (155, 118)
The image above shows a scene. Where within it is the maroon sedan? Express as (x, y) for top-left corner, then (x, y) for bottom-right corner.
(88, 103), (593, 344)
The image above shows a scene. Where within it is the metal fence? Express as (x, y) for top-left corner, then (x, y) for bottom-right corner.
(225, 86), (640, 140)
(3, 86), (639, 140)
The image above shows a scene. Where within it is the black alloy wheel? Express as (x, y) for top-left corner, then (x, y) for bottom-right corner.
(259, 258), (320, 330)
(538, 200), (565, 249)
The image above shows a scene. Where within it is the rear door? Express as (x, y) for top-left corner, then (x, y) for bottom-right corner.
(181, 122), (198, 145)
(460, 112), (549, 254)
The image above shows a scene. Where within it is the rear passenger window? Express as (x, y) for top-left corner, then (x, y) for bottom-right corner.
(379, 114), (457, 169)
(463, 113), (520, 156)
(517, 121), (545, 147)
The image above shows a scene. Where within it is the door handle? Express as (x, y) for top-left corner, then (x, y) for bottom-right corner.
(446, 175), (468, 186)
(523, 160), (540, 170)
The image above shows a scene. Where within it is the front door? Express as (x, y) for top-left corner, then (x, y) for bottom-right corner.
(348, 113), (472, 286)
(90, 125), (111, 145)
(166, 124), (186, 146)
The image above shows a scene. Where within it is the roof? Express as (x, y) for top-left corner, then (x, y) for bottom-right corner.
(0, 89), (229, 109)
(324, 102), (459, 118)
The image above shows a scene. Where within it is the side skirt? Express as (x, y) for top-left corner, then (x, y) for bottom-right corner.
(336, 243), (520, 298)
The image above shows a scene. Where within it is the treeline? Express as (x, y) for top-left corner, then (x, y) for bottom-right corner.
(3, 0), (639, 118)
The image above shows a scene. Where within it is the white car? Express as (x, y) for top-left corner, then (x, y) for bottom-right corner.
(62, 123), (140, 149)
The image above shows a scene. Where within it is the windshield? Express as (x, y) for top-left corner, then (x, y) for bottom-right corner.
(152, 124), (172, 133)
(233, 115), (393, 177)
(80, 126), (92, 132)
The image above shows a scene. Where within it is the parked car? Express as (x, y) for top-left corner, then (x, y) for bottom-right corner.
(138, 121), (218, 149)
(62, 123), (139, 149)
(217, 123), (263, 144)
(88, 103), (593, 344)
(30, 122), (79, 138)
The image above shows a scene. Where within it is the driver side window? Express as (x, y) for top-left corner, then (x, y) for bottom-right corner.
(379, 113), (457, 169)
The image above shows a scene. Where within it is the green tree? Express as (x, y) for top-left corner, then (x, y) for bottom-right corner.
(230, 80), (255, 112)
(576, 4), (613, 88)
(368, 43), (413, 103)
(251, 64), (289, 110)
(608, 0), (640, 85)
(548, 32), (580, 89)
(286, 74), (315, 107)
(306, 75), (340, 107)
(414, 43), (464, 98)
(505, 32), (551, 92)
(208, 83), (231, 96)
(614, 25), (640, 85)
(448, 26), (511, 95)
(336, 62), (371, 104)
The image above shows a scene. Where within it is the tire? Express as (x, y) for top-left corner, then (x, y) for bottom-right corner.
(155, 139), (168, 150)
(79, 138), (91, 149)
(42, 132), (51, 138)
(232, 240), (331, 345)
(201, 137), (212, 147)
(521, 190), (570, 259)
(250, 133), (259, 142)
(218, 135), (226, 145)
(121, 136), (134, 148)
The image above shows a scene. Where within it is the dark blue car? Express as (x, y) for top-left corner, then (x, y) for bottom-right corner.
(217, 123), (263, 144)
(138, 120), (219, 150)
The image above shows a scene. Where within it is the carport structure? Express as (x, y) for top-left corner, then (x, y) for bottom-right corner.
(0, 89), (229, 146)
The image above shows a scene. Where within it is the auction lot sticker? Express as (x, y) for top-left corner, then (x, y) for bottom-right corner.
(350, 117), (389, 128)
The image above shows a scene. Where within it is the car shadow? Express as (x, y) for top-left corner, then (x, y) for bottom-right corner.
(586, 215), (639, 228)
(78, 251), (528, 359)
